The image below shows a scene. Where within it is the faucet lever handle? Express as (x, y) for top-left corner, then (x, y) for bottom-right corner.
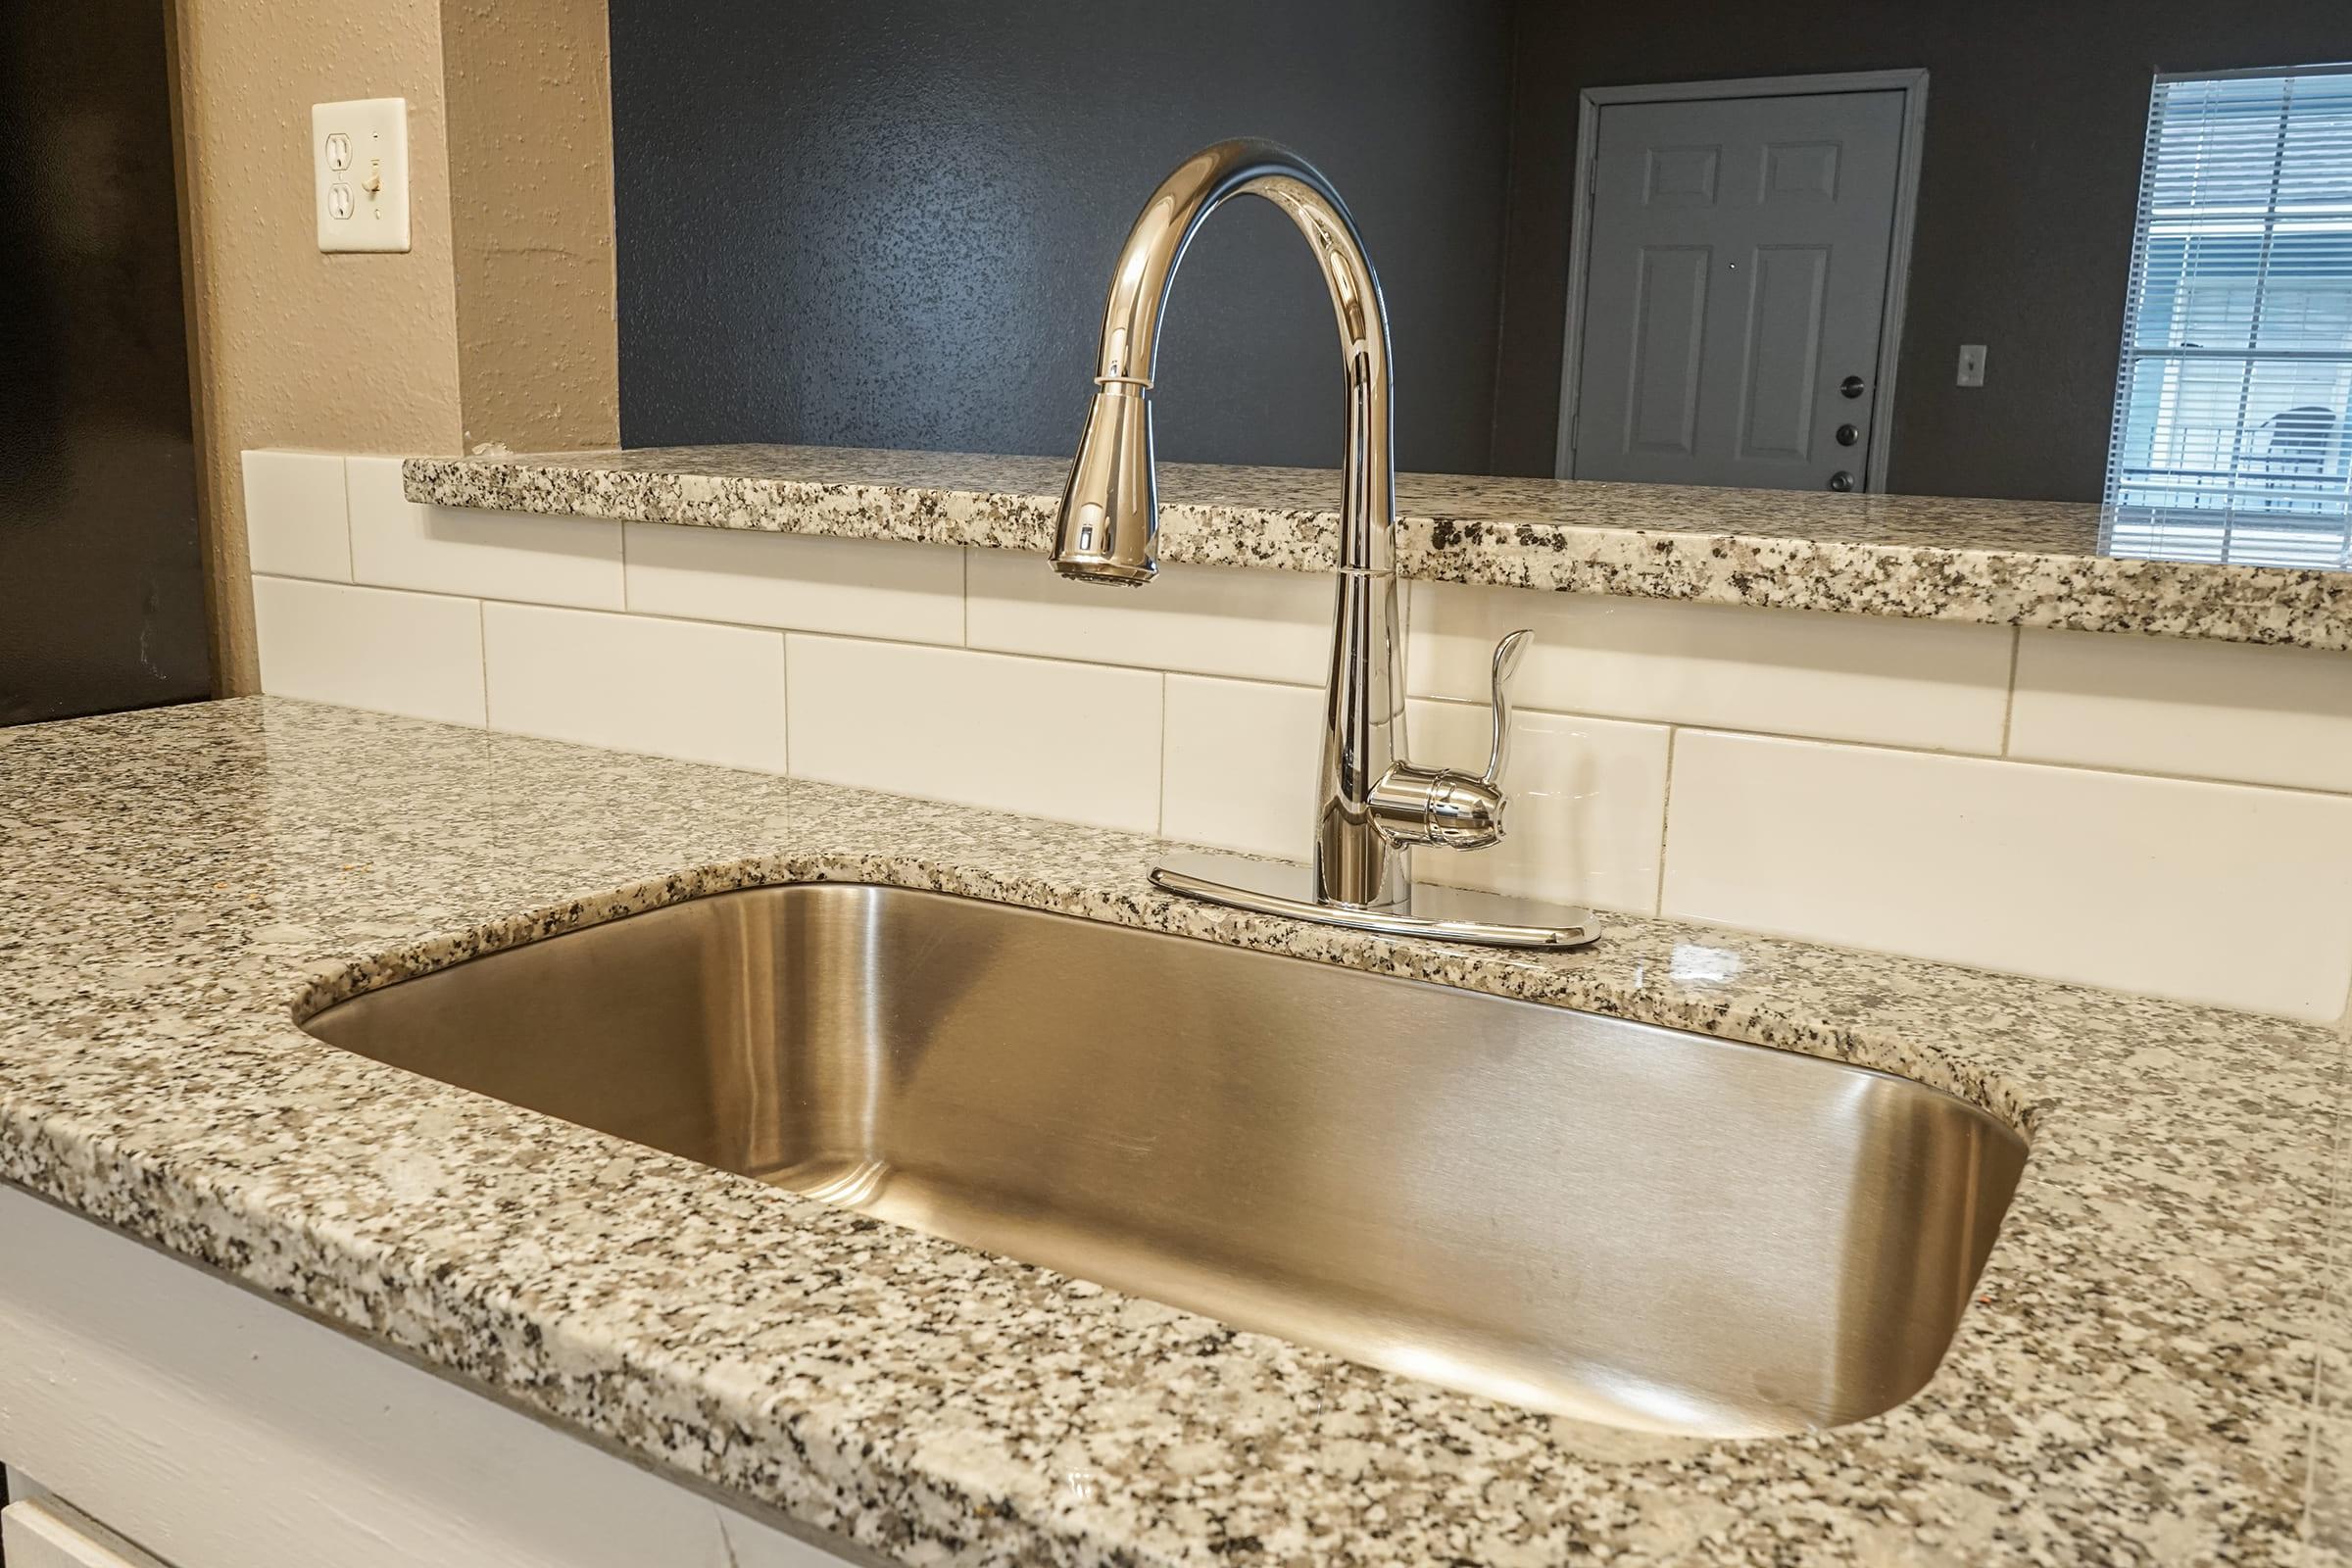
(1481, 630), (1532, 789)
(1366, 627), (1529, 853)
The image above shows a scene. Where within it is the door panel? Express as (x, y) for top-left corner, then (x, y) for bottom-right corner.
(1628, 247), (1712, 454)
(1571, 87), (1909, 490)
(1740, 247), (1830, 461)
(1762, 142), (1841, 204)
(1644, 145), (1722, 206)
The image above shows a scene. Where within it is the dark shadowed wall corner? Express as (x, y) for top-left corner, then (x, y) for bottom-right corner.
(607, 0), (1512, 474)
(0, 0), (210, 722)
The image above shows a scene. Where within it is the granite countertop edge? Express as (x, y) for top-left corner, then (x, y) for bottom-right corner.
(1, 697), (2343, 1567)
(402, 445), (2352, 652)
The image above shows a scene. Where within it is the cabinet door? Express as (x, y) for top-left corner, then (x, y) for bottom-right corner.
(1, 1499), (175, 1568)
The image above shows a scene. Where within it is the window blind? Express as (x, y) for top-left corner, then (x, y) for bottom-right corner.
(2103, 63), (2352, 568)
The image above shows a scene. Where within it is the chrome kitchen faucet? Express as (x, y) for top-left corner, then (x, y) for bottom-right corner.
(1052, 139), (1597, 949)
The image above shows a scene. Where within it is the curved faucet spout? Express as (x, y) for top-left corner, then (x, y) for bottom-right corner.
(1053, 141), (1587, 949)
(1053, 139), (1396, 589)
(1055, 138), (1408, 909)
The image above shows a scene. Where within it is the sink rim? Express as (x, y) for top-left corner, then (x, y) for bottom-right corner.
(292, 872), (2037, 1439)
(289, 868), (2046, 1150)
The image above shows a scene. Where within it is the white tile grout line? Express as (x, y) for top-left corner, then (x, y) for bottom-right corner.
(241, 577), (2352, 803)
(1155, 671), (1170, 838)
(473, 598), (490, 728)
(776, 629), (792, 779)
(337, 455), (358, 583)
(1653, 726), (1679, 917)
(1997, 624), (2023, 756)
(1660, 717), (2352, 800)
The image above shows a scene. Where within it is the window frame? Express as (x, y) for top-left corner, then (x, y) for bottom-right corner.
(2101, 61), (2352, 568)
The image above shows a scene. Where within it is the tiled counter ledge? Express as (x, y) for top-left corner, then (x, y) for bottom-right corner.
(1, 697), (2345, 1566)
(404, 444), (2352, 651)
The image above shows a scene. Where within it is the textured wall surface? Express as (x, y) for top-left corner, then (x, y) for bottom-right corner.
(172, 0), (466, 691)
(444, 0), (620, 455)
(608, 0), (1512, 473)
(1492, 0), (2352, 496)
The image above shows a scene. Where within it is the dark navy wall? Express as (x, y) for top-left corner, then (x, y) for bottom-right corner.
(1492, 0), (2352, 496)
(608, 0), (1512, 473)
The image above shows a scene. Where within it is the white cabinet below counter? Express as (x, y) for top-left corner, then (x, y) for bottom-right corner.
(3, 1496), (174, 1568)
(0, 1184), (864, 1568)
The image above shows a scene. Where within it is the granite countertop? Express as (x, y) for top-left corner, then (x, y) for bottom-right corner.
(2, 697), (2345, 1566)
(404, 444), (2352, 651)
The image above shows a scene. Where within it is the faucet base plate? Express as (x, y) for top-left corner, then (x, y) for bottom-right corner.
(1152, 852), (1600, 950)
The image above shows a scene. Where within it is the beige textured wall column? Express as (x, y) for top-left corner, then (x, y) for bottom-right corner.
(172, 0), (466, 694)
(442, 0), (621, 456)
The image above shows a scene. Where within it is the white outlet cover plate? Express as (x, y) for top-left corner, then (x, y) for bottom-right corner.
(313, 98), (410, 253)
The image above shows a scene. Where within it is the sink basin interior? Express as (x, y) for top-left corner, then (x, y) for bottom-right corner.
(301, 883), (2025, 1437)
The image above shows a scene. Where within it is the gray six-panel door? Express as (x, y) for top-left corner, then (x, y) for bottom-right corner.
(1571, 89), (1907, 491)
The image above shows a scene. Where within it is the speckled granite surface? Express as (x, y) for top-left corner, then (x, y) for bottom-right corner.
(2, 697), (2344, 1565)
(405, 444), (2352, 650)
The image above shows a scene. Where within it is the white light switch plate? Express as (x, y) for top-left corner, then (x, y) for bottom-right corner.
(1955, 343), (1987, 387)
(313, 98), (410, 253)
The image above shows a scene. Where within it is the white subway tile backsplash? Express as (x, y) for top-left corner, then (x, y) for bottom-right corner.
(787, 635), (1162, 832)
(1660, 729), (2352, 1019)
(347, 456), (623, 609)
(1408, 699), (1670, 914)
(1409, 584), (2012, 753)
(252, 576), (484, 725)
(240, 451), (351, 581)
(250, 477), (2352, 1023)
(482, 604), (786, 772)
(967, 552), (1334, 683)
(1161, 677), (1323, 857)
(624, 525), (964, 644)
(2010, 629), (2352, 794)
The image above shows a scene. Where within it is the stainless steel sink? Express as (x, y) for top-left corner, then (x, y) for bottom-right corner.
(302, 884), (2024, 1437)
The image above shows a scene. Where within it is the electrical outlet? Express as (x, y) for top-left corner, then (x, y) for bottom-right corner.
(1956, 343), (1987, 388)
(313, 99), (410, 253)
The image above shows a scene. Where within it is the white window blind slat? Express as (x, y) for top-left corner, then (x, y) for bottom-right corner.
(2102, 63), (2352, 568)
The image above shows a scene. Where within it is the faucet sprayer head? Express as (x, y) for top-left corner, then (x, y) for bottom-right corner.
(1053, 383), (1158, 586)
